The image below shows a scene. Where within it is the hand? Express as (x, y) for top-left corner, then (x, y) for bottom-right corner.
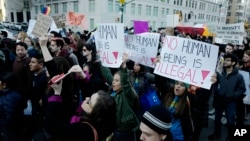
(50, 75), (63, 95)
(68, 65), (83, 73)
(210, 73), (217, 84)
(39, 35), (49, 47)
(153, 55), (161, 65)
(122, 53), (129, 63)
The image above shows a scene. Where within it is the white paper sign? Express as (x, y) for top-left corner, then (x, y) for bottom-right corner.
(95, 23), (124, 68)
(166, 15), (179, 27)
(154, 35), (219, 89)
(32, 13), (53, 38)
(124, 33), (160, 68)
(215, 23), (245, 45)
(239, 70), (250, 95)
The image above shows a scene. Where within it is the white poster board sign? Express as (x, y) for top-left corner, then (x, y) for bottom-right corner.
(95, 23), (124, 68)
(166, 15), (179, 27)
(124, 33), (160, 68)
(215, 23), (245, 45)
(239, 70), (250, 95)
(154, 35), (219, 89)
(32, 13), (53, 38)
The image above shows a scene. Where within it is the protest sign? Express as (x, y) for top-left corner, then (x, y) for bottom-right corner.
(52, 14), (67, 28)
(134, 20), (148, 34)
(154, 35), (219, 89)
(166, 15), (179, 27)
(32, 13), (53, 38)
(95, 23), (124, 68)
(215, 23), (245, 45)
(27, 19), (36, 38)
(124, 33), (160, 68)
(239, 70), (250, 95)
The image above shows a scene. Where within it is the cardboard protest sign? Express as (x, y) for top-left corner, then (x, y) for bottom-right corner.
(95, 23), (124, 68)
(154, 35), (219, 89)
(27, 19), (36, 38)
(66, 11), (87, 29)
(134, 20), (148, 34)
(166, 15), (179, 27)
(52, 14), (67, 28)
(239, 70), (250, 95)
(215, 23), (245, 45)
(32, 13), (53, 38)
(124, 33), (160, 68)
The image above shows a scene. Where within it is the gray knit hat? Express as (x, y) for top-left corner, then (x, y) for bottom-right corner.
(141, 105), (172, 134)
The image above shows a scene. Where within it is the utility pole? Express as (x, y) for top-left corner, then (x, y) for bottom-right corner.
(119, 0), (135, 23)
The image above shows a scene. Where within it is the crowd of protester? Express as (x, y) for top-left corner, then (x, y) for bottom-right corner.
(0, 26), (250, 141)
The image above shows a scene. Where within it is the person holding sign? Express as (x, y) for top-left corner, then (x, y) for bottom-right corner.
(99, 53), (139, 141)
(208, 53), (246, 141)
(162, 81), (194, 141)
(43, 77), (117, 141)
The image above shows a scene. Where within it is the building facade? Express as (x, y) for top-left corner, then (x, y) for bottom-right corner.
(226, 0), (249, 23)
(0, 0), (30, 22)
(0, 0), (223, 31)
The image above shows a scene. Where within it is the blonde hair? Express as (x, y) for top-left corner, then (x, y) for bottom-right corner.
(18, 31), (28, 42)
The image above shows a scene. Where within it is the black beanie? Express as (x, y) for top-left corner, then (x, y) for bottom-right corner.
(141, 105), (172, 134)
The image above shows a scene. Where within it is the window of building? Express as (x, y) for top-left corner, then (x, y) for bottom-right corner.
(152, 21), (156, 30)
(108, 0), (113, 13)
(63, 2), (67, 12)
(166, 8), (169, 15)
(146, 5), (151, 16)
(161, 21), (164, 27)
(115, 1), (120, 13)
(73, 1), (79, 12)
(162, 8), (165, 17)
(24, 0), (29, 10)
(153, 7), (158, 16)
(35, 6), (38, 14)
(138, 4), (142, 15)
(131, 3), (135, 15)
(237, 0), (241, 3)
(90, 18), (94, 30)
(167, 0), (170, 4)
(55, 3), (58, 13)
(89, 0), (95, 12)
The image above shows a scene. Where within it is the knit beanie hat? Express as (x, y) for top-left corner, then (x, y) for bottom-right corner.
(141, 105), (172, 134)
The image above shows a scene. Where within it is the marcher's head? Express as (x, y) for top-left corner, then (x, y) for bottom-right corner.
(223, 53), (238, 68)
(133, 62), (144, 73)
(49, 31), (61, 42)
(29, 54), (44, 72)
(112, 71), (122, 92)
(0, 31), (8, 38)
(82, 43), (96, 57)
(0, 72), (17, 90)
(17, 31), (27, 42)
(236, 60), (244, 70)
(24, 36), (36, 47)
(15, 42), (28, 58)
(50, 38), (64, 53)
(81, 90), (116, 138)
(243, 50), (250, 63)
(174, 81), (189, 96)
(140, 105), (172, 141)
(225, 43), (234, 53)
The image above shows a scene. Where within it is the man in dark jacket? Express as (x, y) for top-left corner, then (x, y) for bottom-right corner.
(208, 53), (246, 141)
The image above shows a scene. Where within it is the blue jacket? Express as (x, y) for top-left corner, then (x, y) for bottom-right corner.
(216, 68), (246, 99)
(0, 88), (22, 131)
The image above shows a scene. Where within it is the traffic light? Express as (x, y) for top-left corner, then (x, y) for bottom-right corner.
(119, 0), (125, 4)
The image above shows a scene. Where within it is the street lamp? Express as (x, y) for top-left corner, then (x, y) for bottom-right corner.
(218, 4), (222, 23)
(119, 0), (135, 23)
